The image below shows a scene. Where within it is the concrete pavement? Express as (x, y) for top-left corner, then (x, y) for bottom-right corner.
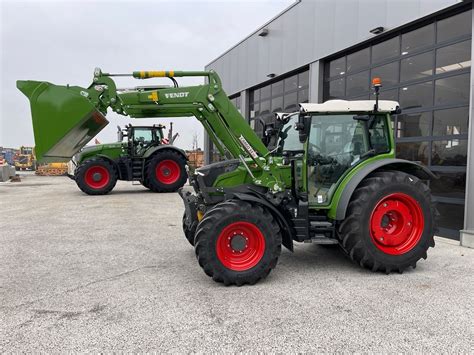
(1, 173), (473, 352)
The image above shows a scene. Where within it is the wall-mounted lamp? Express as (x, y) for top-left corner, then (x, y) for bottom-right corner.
(369, 26), (385, 34)
(258, 28), (269, 37)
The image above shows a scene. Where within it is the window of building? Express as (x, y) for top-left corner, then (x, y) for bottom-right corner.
(346, 71), (369, 96)
(378, 88), (398, 101)
(248, 68), (309, 141)
(433, 107), (469, 136)
(322, 7), (472, 239)
(432, 139), (468, 166)
(326, 57), (346, 78)
(400, 52), (433, 81)
(371, 62), (399, 86)
(402, 24), (435, 56)
(230, 95), (241, 113)
(396, 112), (431, 138)
(372, 37), (400, 64)
(399, 81), (433, 110)
(326, 78), (345, 99)
(437, 10), (472, 43)
(430, 172), (466, 200)
(395, 141), (429, 165)
(435, 73), (470, 105)
(347, 48), (370, 73)
(436, 40), (471, 74)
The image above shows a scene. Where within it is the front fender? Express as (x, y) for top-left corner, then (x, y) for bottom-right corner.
(76, 154), (121, 178)
(333, 159), (437, 221)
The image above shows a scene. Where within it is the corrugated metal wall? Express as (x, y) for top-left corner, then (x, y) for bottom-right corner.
(206, 0), (461, 95)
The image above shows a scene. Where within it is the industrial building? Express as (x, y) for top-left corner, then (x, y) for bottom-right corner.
(205, 0), (474, 244)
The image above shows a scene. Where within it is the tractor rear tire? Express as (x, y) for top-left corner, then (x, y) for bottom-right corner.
(194, 200), (282, 286)
(338, 171), (435, 273)
(75, 158), (117, 195)
(183, 211), (197, 246)
(144, 150), (187, 192)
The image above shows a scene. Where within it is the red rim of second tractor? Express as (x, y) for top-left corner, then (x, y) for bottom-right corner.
(155, 159), (180, 185)
(369, 192), (424, 255)
(84, 165), (110, 189)
(216, 221), (266, 271)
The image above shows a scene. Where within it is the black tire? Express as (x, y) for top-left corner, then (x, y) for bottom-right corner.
(182, 211), (198, 246)
(75, 158), (117, 195)
(144, 150), (187, 192)
(338, 171), (435, 274)
(194, 200), (282, 286)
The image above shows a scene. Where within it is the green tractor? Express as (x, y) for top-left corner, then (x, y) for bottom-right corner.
(72, 124), (187, 195)
(17, 69), (436, 286)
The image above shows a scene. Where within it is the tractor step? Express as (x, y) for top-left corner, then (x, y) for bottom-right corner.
(309, 220), (336, 241)
(310, 221), (333, 228)
(131, 159), (143, 179)
(304, 235), (339, 244)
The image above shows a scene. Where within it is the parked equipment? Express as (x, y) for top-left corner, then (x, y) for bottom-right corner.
(35, 162), (68, 176)
(17, 69), (436, 285)
(14, 146), (36, 171)
(69, 124), (187, 195)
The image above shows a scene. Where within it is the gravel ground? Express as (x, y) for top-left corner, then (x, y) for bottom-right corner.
(1, 172), (473, 352)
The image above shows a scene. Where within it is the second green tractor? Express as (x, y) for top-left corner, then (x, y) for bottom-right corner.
(72, 124), (187, 195)
(18, 69), (436, 286)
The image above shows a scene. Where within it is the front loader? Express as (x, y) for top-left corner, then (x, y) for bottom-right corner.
(17, 69), (436, 286)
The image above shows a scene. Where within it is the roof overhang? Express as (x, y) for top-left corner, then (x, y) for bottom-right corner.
(300, 100), (400, 114)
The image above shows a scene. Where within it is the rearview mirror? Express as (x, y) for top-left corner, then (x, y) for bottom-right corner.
(353, 114), (377, 129)
(296, 113), (310, 143)
(117, 126), (124, 142)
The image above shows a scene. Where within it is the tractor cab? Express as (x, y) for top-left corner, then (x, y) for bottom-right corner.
(117, 124), (166, 157)
(276, 100), (398, 208)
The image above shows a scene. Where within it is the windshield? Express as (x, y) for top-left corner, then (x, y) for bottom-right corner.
(275, 114), (303, 153)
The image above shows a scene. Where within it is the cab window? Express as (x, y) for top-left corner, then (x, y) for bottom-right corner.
(134, 128), (153, 143)
(276, 114), (304, 153)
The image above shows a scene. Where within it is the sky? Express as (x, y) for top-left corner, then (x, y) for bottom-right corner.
(0, 0), (294, 150)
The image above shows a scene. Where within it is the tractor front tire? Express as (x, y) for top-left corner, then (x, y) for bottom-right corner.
(182, 211), (198, 246)
(194, 200), (282, 286)
(338, 171), (435, 273)
(144, 150), (187, 192)
(75, 159), (117, 195)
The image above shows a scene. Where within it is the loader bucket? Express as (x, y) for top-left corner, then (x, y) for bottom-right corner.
(16, 80), (109, 163)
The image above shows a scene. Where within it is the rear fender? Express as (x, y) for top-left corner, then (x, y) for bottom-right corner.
(144, 145), (188, 161)
(334, 158), (437, 220)
(232, 192), (294, 251)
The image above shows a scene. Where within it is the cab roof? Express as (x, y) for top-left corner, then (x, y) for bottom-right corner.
(299, 100), (400, 114)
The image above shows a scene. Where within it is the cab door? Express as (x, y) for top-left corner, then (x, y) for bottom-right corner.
(307, 114), (390, 206)
(131, 127), (154, 157)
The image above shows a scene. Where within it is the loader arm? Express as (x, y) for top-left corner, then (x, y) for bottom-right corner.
(17, 68), (286, 191)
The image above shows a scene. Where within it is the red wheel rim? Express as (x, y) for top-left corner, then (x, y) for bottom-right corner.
(155, 160), (180, 185)
(216, 221), (266, 271)
(369, 193), (424, 255)
(84, 165), (110, 189)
